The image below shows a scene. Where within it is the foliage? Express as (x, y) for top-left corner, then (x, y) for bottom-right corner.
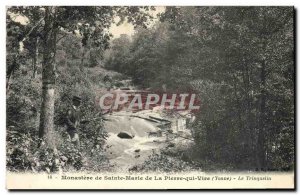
(6, 14), (27, 83)
(6, 128), (111, 172)
(6, 6), (294, 172)
(6, 14), (111, 173)
(129, 150), (197, 173)
(105, 7), (294, 171)
(6, 6), (156, 172)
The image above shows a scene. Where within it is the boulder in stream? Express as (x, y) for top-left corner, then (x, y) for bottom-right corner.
(167, 143), (175, 148)
(117, 131), (135, 139)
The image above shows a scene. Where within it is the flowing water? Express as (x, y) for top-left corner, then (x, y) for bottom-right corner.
(103, 110), (172, 171)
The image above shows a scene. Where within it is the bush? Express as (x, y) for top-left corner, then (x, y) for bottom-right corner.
(7, 52), (111, 173)
(129, 150), (197, 173)
(6, 127), (111, 173)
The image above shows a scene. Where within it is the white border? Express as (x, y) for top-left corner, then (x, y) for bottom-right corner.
(1, 1), (298, 194)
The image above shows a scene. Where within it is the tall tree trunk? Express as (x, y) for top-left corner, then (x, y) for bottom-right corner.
(256, 60), (267, 170)
(39, 7), (58, 148)
(6, 73), (12, 93)
(6, 57), (18, 92)
(81, 47), (85, 68)
(32, 37), (39, 78)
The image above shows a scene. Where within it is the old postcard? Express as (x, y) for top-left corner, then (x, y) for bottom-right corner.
(6, 6), (295, 189)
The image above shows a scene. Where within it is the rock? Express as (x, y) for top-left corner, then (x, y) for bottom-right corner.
(45, 167), (50, 173)
(54, 159), (60, 164)
(135, 155), (140, 158)
(117, 132), (134, 139)
(60, 156), (68, 162)
(120, 87), (130, 90)
(134, 149), (141, 153)
(148, 130), (162, 137)
(167, 143), (175, 148)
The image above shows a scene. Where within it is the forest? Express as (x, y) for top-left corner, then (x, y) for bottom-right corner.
(6, 6), (294, 173)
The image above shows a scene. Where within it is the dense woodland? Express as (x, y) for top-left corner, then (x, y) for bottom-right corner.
(7, 6), (294, 172)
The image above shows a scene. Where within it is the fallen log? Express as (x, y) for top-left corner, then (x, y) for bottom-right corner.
(149, 116), (171, 123)
(130, 115), (160, 123)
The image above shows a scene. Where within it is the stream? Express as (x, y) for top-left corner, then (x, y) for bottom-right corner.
(103, 110), (168, 171)
(103, 108), (194, 172)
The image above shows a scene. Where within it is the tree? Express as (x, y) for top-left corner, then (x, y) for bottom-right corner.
(105, 6), (294, 170)
(160, 6), (294, 170)
(6, 13), (26, 90)
(8, 6), (155, 148)
(104, 34), (131, 71)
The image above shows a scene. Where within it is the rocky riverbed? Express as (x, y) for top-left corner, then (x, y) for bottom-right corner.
(103, 109), (193, 172)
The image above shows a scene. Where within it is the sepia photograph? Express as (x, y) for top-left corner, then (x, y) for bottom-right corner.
(5, 5), (295, 189)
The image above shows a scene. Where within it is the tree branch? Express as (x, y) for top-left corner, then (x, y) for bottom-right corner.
(22, 17), (44, 42)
